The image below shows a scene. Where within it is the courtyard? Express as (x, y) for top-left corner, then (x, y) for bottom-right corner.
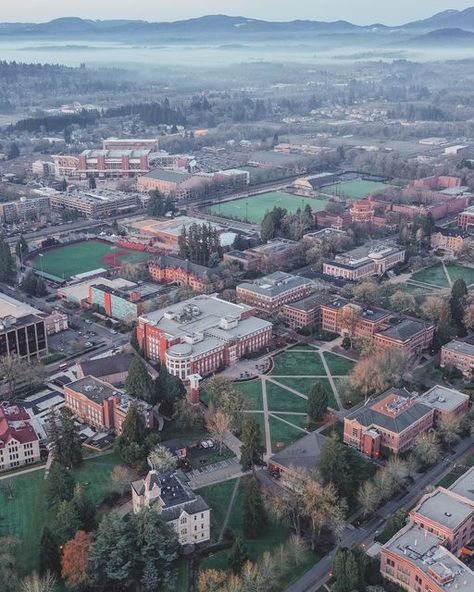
(408, 263), (474, 291)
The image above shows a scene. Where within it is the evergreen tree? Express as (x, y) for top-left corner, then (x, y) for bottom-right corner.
(130, 327), (140, 352)
(124, 356), (154, 403)
(53, 499), (83, 546)
(228, 537), (249, 574)
(155, 365), (186, 416)
(21, 270), (47, 297)
(115, 403), (148, 468)
(49, 408), (83, 468)
(39, 526), (61, 576)
(147, 190), (166, 217)
(60, 178), (68, 192)
(450, 278), (468, 331)
(7, 142), (19, 159)
(243, 479), (267, 539)
(88, 176), (96, 190)
(15, 235), (28, 262)
(260, 211), (277, 242)
(307, 382), (329, 422)
(240, 416), (264, 474)
(0, 237), (16, 283)
(45, 461), (75, 506)
(332, 547), (360, 592)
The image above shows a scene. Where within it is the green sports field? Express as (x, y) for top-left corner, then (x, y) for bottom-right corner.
(321, 179), (390, 199)
(208, 191), (328, 224)
(31, 240), (148, 280)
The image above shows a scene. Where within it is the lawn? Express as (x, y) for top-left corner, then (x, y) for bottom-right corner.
(208, 191), (328, 224)
(266, 381), (308, 413)
(322, 352), (355, 375)
(446, 264), (474, 287)
(437, 454), (474, 488)
(270, 416), (306, 449)
(199, 476), (320, 589)
(410, 265), (450, 288)
(30, 240), (148, 280)
(320, 179), (390, 199)
(197, 478), (239, 541)
(272, 377), (336, 409)
(0, 451), (124, 573)
(271, 351), (326, 376)
(234, 380), (264, 410)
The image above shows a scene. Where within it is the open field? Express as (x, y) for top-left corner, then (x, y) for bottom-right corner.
(410, 264), (474, 289)
(31, 239), (148, 280)
(320, 179), (390, 199)
(208, 191), (327, 223)
(0, 451), (123, 573)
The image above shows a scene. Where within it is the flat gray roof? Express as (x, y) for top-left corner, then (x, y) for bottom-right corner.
(418, 385), (469, 413)
(414, 489), (473, 530)
(67, 376), (120, 403)
(238, 272), (311, 298)
(384, 524), (474, 592)
(142, 168), (192, 183)
(443, 340), (474, 357)
(449, 466), (474, 502)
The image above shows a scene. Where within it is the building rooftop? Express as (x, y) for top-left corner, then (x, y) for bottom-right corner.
(81, 149), (150, 159)
(413, 489), (474, 530)
(67, 376), (120, 404)
(238, 272), (311, 299)
(270, 432), (326, 473)
(378, 318), (433, 342)
(332, 243), (405, 269)
(322, 297), (391, 322)
(449, 467), (474, 503)
(58, 277), (135, 303)
(417, 385), (469, 413)
(284, 292), (334, 312)
(347, 388), (433, 434)
(0, 404), (39, 447)
(442, 340), (474, 357)
(150, 255), (223, 281)
(77, 353), (134, 380)
(126, 216), (224, 238)
(0, 293), (41, 321)
(384, 524), (474, 592)
(141, 169), (192, 183)
(249, 238), (297, 256)
(140, 295), (272, 357)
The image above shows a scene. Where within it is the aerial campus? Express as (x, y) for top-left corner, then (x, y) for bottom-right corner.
(3, 5), (474, 592)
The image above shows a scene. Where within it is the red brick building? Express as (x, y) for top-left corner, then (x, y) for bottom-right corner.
(458, 206), (474, 232)
(64, 376), (154, 434)
(441, 340), (474, 378)
(320, 298), (391, 340)
(373, 318), (435, 354)
(148, 255), (224, 294)
(236, 272), (312, 315)
(350, 200), (375, 223)
(343, 388), (435, 457)
(281, 293), (334, 329)
(137, 295), (272, 380)
(315, 211), (352, 230)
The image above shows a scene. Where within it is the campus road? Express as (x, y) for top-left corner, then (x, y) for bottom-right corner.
(284, 437), (474, 592)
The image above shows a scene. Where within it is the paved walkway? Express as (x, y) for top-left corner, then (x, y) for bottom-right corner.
(189, 459), (245, 489)
(320, 352), (343, 411)
(261, 378), (273, 459)
(218, 477), (241, 541)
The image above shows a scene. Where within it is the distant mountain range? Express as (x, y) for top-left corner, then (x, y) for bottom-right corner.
(1, 9), (474, 44)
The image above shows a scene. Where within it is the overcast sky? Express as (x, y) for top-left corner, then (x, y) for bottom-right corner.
(1, 0), (474, 25)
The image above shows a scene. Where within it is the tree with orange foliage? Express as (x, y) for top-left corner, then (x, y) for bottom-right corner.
(61, 530), (94, 590)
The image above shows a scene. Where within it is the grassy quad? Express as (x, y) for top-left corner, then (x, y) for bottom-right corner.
(321, 179), (390, 199)
(271, 351), (326, 376)
(445, 264), (474, 287)
(322, 352), (355, 375)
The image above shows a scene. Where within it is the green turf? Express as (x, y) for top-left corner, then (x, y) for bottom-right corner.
(445, 264), (474, 287)
(197, 478), (239, 542)
(209, 191), (328, 224)
(234, 380), (264, 410)
(272, 376), (337, 409)
(31, 240), (148, 280)
(0, 451), (122, 573)
(410, 265), (450, 288)
(321, 179), (390, 199)
(272, 413), (308, 430)
(271, 351), (326, 376)
(322, 352), (355, 375)
(404, 282), (438, 294)
(266, 381), (308, 413)
(270, 416), (306, 449)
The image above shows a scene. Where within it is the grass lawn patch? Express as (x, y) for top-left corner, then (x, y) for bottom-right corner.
(423, 360), (446, 384)
(31, 240), (148, 280)
(271, 351), (326, 376)
(437, 454), (474, 488)
(234, 380), (264, 410)
(322, 352), (355, 375)
(275, 377), (336, 409)
(187, 445), (235, 470)
(445, 264), (474, 287)
(287, 343), (319, 351)
(272, 413), (308, 430)
(197, 478), (239, 542)
(160, 419), (208, 447)
(270, 416), (306, 450)
(410, 265), (450, 288)
(321, 179), (390, 199)
(209, 192), (328, 224)
(404, 282), (437, 294)
(266, 381), (308, 413)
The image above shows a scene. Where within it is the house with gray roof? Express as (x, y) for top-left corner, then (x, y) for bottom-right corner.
(132, 469), (210, 546)
(237, 271), (312, 314)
